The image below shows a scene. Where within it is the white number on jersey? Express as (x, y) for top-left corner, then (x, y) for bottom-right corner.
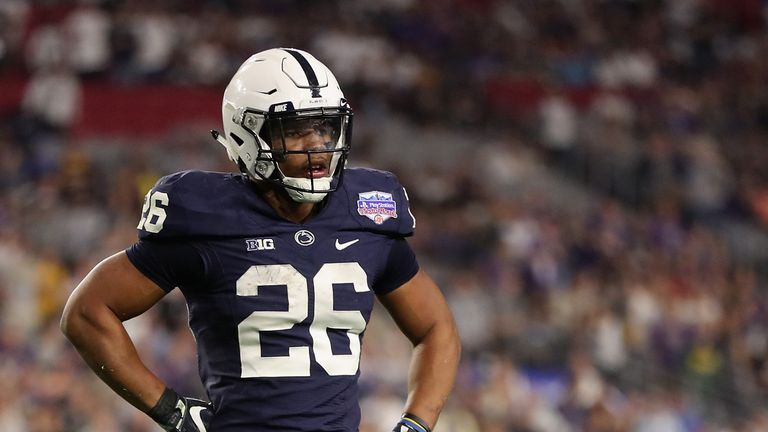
(236, 262), (370, 378)
(137, 191), (169, 233)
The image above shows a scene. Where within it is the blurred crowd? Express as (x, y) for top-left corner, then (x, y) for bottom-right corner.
(2, 0), (768, 431)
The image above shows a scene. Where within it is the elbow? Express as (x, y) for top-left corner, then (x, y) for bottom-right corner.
(59, 310), (69, 338)
(431, 313), (461, 366)
(419, 318), (462, 363)
(60, 296), (98, 344)
(59, 300), (80, 341)
(448, 320), (462, 363)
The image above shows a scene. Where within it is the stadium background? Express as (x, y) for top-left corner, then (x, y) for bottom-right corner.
(2, 0), (768, 430)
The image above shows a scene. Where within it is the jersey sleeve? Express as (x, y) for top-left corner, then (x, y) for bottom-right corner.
(125, 240), (206, 292)
(392, 178), (417, 237)
(135, 172), (184, 240)
(135, 170), (267, 240)
(372, 238), (420, 295)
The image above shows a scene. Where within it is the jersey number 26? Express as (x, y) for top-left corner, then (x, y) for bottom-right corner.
(236, 262), (368, 378)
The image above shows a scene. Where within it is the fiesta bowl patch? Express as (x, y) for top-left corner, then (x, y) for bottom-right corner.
(357, 191), (397, 225)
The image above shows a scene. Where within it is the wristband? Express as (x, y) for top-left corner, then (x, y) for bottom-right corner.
(147, 387), (185, 428)
(400, 412), (432, 432)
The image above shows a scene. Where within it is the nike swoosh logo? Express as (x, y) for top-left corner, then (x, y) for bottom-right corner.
(335, 238), (359, 250)
(190, 406), (207, 431)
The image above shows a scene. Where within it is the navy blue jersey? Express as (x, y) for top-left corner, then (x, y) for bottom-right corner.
(125, 168), (418, 432)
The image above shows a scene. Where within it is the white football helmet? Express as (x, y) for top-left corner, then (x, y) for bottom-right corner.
(213, 48), (353, 203)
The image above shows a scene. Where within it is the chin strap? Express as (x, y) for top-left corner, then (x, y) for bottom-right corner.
(282, 176), (331, 203)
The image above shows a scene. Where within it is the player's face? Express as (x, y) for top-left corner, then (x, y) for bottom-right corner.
(270, 118), (338, 179)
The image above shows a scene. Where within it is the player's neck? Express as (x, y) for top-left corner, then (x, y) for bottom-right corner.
(255, 182), (319, 224)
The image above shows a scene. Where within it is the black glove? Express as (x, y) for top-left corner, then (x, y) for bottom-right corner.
(392, 413), (432, 432)
(148, 387), (214, 432)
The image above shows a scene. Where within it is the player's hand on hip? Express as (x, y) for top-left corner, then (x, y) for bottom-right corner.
(149, 388), (214, 432)
(170, 397), (214, 432)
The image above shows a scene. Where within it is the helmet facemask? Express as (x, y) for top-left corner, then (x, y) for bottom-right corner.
(239, 106), (353, 203)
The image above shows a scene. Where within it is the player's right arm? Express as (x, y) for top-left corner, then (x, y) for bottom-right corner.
(61, 249), (213, 431)
(60, 250), (168, 412)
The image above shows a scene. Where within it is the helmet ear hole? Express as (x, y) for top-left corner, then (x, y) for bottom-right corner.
(229, 133), (245, 146)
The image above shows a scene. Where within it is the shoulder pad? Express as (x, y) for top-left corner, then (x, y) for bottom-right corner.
(339, 168), (416, 237)
(136, 170), (272, 239)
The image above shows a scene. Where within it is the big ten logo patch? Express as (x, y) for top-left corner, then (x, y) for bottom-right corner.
(246, 238), (275, 251)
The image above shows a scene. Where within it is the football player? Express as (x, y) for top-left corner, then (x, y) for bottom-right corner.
(61, 48), (460, 432)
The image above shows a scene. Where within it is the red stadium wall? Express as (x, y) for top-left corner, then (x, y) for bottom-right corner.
(74, 83), (221, 137)
(0, 76), (221, 138)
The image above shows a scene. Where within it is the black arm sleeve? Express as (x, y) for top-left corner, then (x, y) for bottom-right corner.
(125, 240), (206, 293)
(373, 237), (420, 295)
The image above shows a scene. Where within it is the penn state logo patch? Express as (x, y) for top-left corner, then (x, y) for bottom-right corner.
(357, 191), (397, 225)
(294, 229), (315, 246)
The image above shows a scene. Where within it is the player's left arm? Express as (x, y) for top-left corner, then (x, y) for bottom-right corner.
(378, 269), (461, 431)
